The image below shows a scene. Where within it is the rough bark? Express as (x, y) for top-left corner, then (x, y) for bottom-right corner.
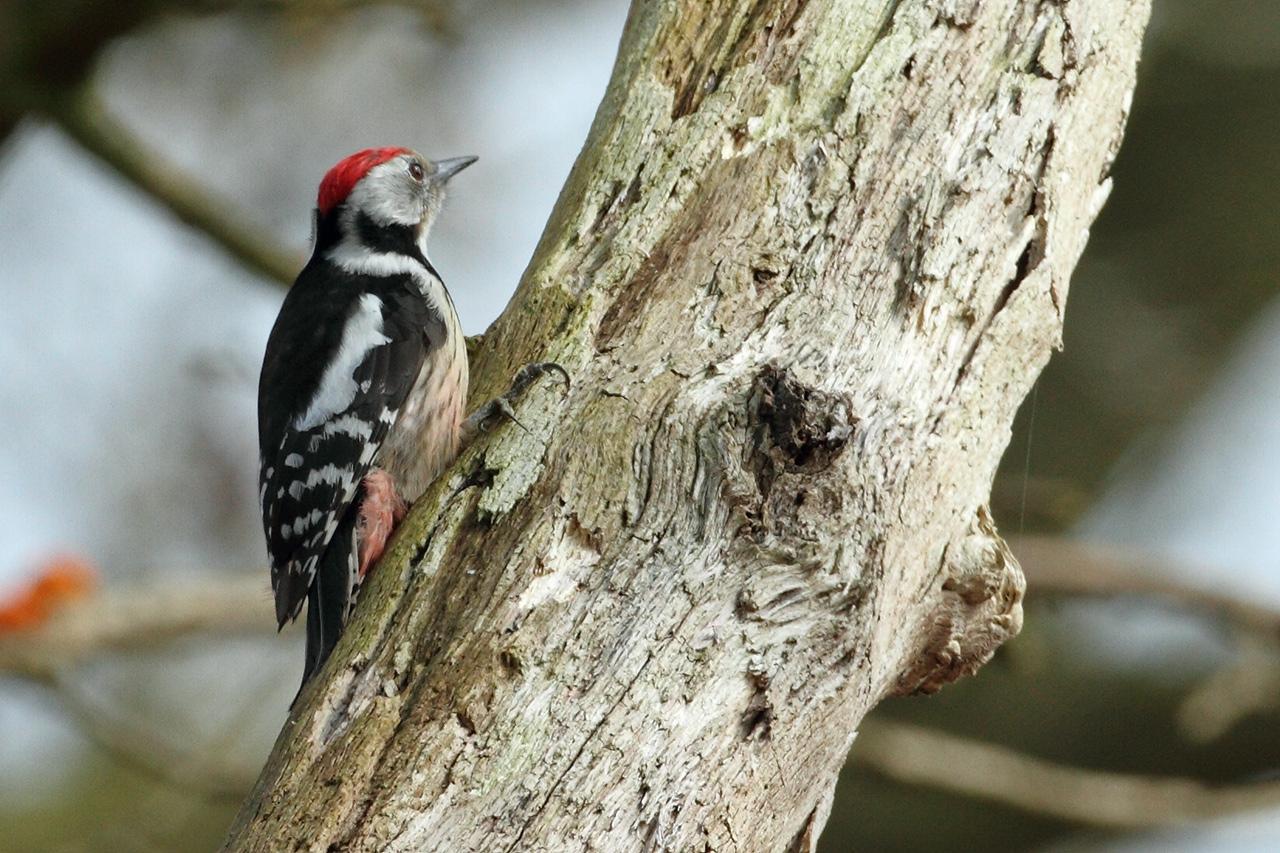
(224, 0), (1150, 849)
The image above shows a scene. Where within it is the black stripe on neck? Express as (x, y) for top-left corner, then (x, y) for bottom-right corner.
(354, 210), (416, 256)
(353, 211), (442, 281)
(313, 206), (442, 282)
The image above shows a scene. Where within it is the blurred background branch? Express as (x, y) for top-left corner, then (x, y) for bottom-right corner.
(1177, 642), (1280, 744)
(0, 575), (270, 680)
(855, 721), (1280, 829)
(0, 573), (273, 807)
(47, 88), (302, 285)
(45, 672), (253, 802)
(1015, 536), (1280, 640)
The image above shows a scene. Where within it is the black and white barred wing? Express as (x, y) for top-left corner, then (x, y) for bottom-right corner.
(259, 289), (428, 627)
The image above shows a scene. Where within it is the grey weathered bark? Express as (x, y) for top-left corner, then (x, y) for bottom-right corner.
(224, 0), (1150, 849)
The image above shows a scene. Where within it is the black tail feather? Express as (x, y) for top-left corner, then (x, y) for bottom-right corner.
(296, 503), (360, 700)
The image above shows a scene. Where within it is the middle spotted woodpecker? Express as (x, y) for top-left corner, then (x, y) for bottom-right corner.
(258, 147), (475, 688)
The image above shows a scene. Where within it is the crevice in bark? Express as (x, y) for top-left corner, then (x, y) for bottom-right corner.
(953, 120), (1056, 387)
(754, 365), (856, 471)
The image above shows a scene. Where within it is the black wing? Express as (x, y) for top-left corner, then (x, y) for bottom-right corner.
(258, 262), (437, 627)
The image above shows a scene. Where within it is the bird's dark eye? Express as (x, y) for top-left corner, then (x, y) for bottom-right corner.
(408, 160), (425, 182)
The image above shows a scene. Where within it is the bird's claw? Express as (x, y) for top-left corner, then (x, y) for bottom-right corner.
(508, 361), (571, 398)
(461, 361), (569, 446)
(485, 398), (527, 434)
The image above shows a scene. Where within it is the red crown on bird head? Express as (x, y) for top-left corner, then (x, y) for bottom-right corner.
(317, 147), (411, 216)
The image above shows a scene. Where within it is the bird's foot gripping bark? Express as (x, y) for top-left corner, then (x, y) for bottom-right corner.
(461, 362), (570, 448)
(355, 469), (408, 579)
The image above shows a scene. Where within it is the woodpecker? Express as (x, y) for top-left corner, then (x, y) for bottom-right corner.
(258, 147), (475, 688)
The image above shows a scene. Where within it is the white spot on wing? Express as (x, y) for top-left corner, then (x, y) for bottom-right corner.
(322, 413), (374, 441)
(305, 464), (353, 488)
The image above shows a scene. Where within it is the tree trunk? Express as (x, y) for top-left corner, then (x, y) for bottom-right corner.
(224, 0), (1150, 849)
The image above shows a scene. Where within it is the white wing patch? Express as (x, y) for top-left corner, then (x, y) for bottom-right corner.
(294, 293), (389, 431)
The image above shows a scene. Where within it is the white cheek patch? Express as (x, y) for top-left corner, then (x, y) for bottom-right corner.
(294, 294), (389, 431)
(345, 159), (423, 227)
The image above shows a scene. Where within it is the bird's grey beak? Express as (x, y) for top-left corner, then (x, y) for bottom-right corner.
(432, 156), (478, 184)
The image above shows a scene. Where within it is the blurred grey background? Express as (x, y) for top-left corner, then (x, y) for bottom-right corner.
(1, 1), (1277, 850)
